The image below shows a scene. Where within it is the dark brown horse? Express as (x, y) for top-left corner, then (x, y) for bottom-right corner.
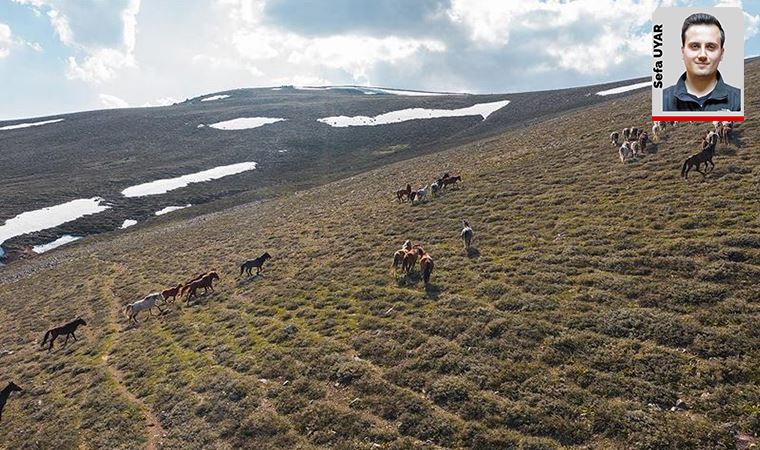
(681, 141), (716, 180)
(0, 382), (22, 422)
(395, 184), (411, 202)
(161, 283), (183, 303)
(185, 271), (220, 303)
(41, 318), (87, 352)
(420, 253), (434, 286)
(240, 252), (272, 276)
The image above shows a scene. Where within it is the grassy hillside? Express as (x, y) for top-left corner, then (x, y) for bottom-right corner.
(0, 62), (757, 449)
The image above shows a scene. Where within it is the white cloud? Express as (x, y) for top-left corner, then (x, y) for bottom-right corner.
(66, 48), (136, 82)
(141, 97), (179, 107)
(14, 0), (142, 83)
(288, 36), (446, 83)
(0, 23), (11, 59)
(446, 0), (659, 75)
(99, 93), (130, 108)
(47, 9), (75, 45)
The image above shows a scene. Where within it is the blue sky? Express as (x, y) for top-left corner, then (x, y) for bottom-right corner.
(0, 0), (758, 120)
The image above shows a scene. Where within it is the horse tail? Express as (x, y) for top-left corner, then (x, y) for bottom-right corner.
(124, 304), (133, 316)
(41, 330), (51, 346)
(240, 263), (246, 276)
(681, 158), (689, 178)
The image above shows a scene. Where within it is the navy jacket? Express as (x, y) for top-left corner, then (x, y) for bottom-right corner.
(662, 71), (741, 112)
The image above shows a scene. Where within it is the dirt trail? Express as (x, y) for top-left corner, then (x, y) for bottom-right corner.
(101, 353), (166, 450)
(98, 262), (166, 450)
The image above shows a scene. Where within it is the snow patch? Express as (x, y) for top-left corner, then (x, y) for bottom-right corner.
(121, 162), (257, 197)
(317, 100), (509, 127)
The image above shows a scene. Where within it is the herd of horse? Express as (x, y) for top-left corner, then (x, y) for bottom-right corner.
(610, 120), (738, 181)
(395, 173), (462, 204)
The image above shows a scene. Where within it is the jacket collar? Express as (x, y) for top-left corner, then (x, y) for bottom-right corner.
(674, 70), (729, 101)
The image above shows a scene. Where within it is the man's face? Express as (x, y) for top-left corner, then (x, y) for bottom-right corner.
(681, 23), (724, 78)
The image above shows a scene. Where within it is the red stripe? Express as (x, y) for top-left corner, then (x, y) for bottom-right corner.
(651, 116), (744, 122)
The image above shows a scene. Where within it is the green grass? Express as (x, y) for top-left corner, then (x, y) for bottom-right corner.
(0, 63), (758, 448)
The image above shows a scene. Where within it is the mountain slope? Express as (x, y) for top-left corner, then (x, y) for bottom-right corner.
(0, 77), (647, 261)
(0, 63), (758, 449)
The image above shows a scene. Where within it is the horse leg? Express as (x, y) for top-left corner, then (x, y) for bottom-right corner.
(708, 160), (715, 172)
(48, 334), (57, 352)
(72, 331), (77, 341)
(62, 334), (69, 348)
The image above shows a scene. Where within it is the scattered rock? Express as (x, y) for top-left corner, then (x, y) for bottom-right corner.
(282, 380), (289, 386)
(284, 324), (298, 335)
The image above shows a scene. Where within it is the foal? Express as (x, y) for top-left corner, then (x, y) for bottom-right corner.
(240, 252), (272, 276)
(0, 382), (22, 422)
(161, 284), (183, 303)
(41, 318), (87, 352)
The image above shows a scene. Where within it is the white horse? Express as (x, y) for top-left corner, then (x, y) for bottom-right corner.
(461, 220), (474, 249)
(416, 185), (429, 202)
(125, 292), (165, 324)
(619, 142), (632, 162)
(652, 123), (661, 140)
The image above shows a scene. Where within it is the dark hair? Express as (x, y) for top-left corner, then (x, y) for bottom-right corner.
(681, 13), (725, 48)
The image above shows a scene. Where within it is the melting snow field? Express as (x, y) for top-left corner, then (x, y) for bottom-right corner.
(317, 99), (510, 127)
(207, 117), (285, 130)
(0, 118), (64, 131)
(0, 197), (110, 246)
(291, 86), (456, 96)
(595, 81), (650, 96)
(120, 219), (138, 229)
(155, 205), (191, 216)
(121, 162), (257, 197)
(33, 235), (81, 254)
(200, 95), (230, 102)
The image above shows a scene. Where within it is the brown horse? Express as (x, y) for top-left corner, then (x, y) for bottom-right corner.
(395, 184), (411, 202)
(441, 175), (462, 189)
(420, 253), (434, 286)
(161, 284), (183, 303)
(179, 272), (211, 297)
(0, 382), (22, 422)
(41, 318), (87, 352)
(392, 249), (407, 273)
(402, 247), (425, 273)
(185, 271), (220, 304)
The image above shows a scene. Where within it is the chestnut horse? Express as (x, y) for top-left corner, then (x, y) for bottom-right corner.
(161, 284), (183, 303)
(179, 272), (211, 297)
(185, 271), (220, 304)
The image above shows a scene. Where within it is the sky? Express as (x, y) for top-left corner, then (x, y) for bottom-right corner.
(0, 0), (758, 120)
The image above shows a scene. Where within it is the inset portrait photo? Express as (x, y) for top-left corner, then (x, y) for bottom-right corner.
(652, 7), (744, 121)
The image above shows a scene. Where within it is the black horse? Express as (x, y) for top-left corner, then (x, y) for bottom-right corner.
(0, 382), (22, 422)
(681, 141), (716, 180)
(41, 317), (87, 352)
(240, 252), (272, 276)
